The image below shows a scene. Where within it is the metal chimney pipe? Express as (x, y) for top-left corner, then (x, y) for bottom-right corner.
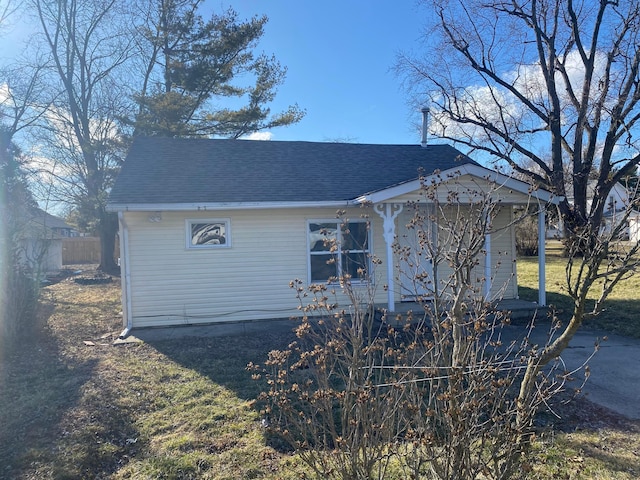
(421, 107), (430, 147)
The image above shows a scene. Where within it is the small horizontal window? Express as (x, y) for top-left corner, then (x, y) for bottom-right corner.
(186, 219), (231, 249)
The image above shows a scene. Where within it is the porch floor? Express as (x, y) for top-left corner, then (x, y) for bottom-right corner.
(378, 298), (546, 323)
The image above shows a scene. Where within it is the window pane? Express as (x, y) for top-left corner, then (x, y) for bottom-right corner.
(191, 222), (226, 246)
(311, 254), (336, 282)
(342, 222), (369, 251)
(342, 252), (369, 280)
(309, 222), (338, 252)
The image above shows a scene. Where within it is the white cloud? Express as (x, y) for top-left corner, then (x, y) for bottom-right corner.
(506, 49), (609, 111)
(0, 83), (10, 104)
(430, 49), (614, 147)
(429, 84), (526, 145)
(243, 131), (273, 141)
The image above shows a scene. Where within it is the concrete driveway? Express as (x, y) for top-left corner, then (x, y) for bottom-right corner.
(500, 324), (640, 420)
(124, 320), (640, 420)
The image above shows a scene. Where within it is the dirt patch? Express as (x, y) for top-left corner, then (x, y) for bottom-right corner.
(73, 274), (113, 285)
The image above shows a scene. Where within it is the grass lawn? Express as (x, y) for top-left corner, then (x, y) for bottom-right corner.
(0, 262), (638, 479)
(517, 240), (640, 338)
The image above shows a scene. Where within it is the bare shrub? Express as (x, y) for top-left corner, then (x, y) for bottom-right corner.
(253, 180), (576, 480)
(515, 215), (539, 256)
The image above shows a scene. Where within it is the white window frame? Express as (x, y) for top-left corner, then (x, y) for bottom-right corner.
(186, 218), (231, 249)
(307, 219), (372, 284)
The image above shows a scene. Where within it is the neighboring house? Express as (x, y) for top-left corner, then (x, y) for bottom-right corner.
(586, 180), (630, 214)
(628, 212), (640, 243)
(20, 208), (73, 274)
(107, 137), (557, 334)
(551, 180), (633, 239)
(588, 180), (631, 238)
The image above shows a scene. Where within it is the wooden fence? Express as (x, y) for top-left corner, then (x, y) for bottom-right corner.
(62, 237), (120, 265)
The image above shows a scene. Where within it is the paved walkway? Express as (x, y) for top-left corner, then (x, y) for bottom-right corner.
(121, 320), (640, 420)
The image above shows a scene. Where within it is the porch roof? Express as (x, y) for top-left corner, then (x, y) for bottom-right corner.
(356, 164), (561, 206)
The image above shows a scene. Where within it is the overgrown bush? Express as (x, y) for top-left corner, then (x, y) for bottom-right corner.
(252, 180), (577, 480)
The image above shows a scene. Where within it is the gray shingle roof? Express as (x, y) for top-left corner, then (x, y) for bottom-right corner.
(108, 137), (478, 206)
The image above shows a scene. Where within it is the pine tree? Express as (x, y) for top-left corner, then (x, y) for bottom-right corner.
(132, 1), (303, 138)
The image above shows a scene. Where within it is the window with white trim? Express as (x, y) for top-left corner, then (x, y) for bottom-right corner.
(186, 219), (230, 249)
(308, 220), (371, 283)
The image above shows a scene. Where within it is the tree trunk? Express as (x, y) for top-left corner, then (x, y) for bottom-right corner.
(98, 211), (119, 274)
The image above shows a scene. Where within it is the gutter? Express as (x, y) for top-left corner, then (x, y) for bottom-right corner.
(118, 211), (133, 338)
(106, 200), (354, 213)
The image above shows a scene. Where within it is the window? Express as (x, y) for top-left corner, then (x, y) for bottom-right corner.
(186, 219), (230, 249)
(308, 220), (371, 283)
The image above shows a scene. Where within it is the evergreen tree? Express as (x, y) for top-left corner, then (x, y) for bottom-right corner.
(132, 0), (303, 138)
(0, 128), (39, 343)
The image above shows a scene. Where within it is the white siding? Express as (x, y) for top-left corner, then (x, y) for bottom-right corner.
(123, 197), (520, 328)
(488, 207), (518, 300)
(21, 238), (63, 273)
(124, 207), (388, 327)
(394, 203), (517, 302)
(391, 174), (535, 205)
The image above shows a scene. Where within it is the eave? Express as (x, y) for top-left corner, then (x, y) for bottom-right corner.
(106, 200), (355, 213)
(355, 164), (563, 205)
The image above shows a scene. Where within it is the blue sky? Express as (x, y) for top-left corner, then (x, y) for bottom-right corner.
(0, 1), (431, 145)
(217, 1), (430, 144)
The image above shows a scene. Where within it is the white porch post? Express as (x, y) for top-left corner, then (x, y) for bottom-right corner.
(374, 203), (403, 312)
(538, 208), (547, 306)
(484, 230), (492, 300)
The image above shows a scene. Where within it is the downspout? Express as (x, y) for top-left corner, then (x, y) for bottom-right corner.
(118, 211), (133, 338)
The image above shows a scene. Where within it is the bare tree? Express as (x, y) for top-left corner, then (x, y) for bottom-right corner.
(399, 0), (640, 416)
(30, 0), (132, 272)
(0, 0), (19, 27)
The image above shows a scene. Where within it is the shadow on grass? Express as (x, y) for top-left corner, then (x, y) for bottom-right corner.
(518, 285), (574, 319)
(143, 328), (302, 463)
(0, 296), (143, 479)
(519, 286), (640, 338)
(147, 326), (299, 402)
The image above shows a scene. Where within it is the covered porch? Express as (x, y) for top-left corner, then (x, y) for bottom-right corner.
(375, 298), (547, 325)
(357, 164), (561, 315)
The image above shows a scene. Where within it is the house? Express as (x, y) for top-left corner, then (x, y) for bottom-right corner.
(588, 180), (632, 238)
(20, 208), (72, 274)
(107, 137), (557, 335)
(550, 180), (634, 239)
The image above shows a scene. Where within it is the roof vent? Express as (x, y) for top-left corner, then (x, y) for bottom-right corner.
(421, 107), (430, 148)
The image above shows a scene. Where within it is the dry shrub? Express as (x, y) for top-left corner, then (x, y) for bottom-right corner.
(515, 215), (539, 256)
(253, 180), (575, 480)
